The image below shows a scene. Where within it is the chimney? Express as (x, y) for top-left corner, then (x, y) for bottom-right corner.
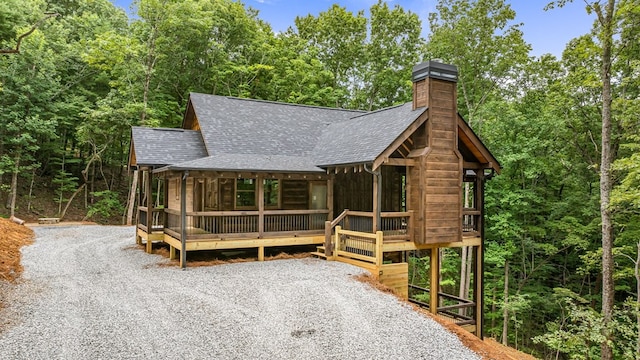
(412, 60), (458, 110)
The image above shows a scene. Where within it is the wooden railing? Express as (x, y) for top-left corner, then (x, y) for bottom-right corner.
(324, 210), (412, 257)
(164, 209), (329, 240)
(137, 206), (165, 232)
(462, 208), (481, 236)
(334, 226), (383, 266)
(408, 284), (476, 325)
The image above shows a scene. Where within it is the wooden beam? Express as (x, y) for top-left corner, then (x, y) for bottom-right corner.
(384, 158), (416, 167)
(408, 147), (431, 158)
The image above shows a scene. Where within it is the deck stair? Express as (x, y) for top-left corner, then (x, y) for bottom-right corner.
(311, 245), (328, 259)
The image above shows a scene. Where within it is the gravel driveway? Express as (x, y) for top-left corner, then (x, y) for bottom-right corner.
(0, 225), (479, 360)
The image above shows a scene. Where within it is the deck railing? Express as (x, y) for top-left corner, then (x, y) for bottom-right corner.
(164, 209), (329, 240)
(334, 226), (383, 266)
(138, 206), (165, 232)
(324, 210), (412, 257)
(462, 208), (481, 236)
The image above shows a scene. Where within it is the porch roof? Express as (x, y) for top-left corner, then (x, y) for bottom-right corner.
(154, 153), (324, 174)
(130, 127), (207, 167)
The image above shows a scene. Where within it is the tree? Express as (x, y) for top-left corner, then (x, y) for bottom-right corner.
(426, 0), (530, 126)
(294, 4), (367, 108)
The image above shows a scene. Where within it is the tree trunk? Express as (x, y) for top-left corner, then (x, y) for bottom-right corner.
(594, 2), (616, 359)
(126, 170), (139, 226)
(502, 262), (509, 346)
(9, 155), (20, 218)
(27, 168), (35, 212)
(636, 241), (640, 359)
(59, 184), (86, 221)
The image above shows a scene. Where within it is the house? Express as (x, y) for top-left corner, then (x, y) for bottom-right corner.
(128, 61), (500, 337)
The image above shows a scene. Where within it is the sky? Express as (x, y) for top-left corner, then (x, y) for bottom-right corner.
(109, 0), (595, 58)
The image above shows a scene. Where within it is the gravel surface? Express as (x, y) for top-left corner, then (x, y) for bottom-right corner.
(0, 225), (480, 360)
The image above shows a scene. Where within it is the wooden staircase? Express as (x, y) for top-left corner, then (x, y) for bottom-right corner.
(311, 245), (328, 259)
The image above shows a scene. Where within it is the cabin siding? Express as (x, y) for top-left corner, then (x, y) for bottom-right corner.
(333, 167), (403, 215)
(410, 78), (463, 244)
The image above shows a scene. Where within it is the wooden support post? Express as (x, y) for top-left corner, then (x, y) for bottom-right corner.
(136, 167), (143, 230)
(145, 168), (153, 254)
(327, 176), (334, 220)
(430, 247), (440, 314)
(258, 246), (264, 261)
(372, 171), (381, 232)
(163, 174), (169, 230)
(334, 226), (341, 260)
(375, 231), (384, 267)
(473, 245), (483, 337)
(258, 176), (264, 238)
(180, 172), (188, 269)
(324, 221), (333, 258)
(476, 170), (486, 339)
(169, 245), (176, 260)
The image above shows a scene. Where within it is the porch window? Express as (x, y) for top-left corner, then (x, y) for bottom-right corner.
(236, 179), (256, 208)
(264, 179), (279, 208)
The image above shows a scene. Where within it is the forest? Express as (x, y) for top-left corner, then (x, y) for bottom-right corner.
(0, 0), (639, 358)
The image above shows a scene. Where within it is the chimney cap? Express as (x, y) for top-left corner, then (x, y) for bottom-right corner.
(412, 60), (458, 83)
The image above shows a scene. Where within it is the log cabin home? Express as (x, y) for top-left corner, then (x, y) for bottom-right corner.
(129, 61), (500, 337)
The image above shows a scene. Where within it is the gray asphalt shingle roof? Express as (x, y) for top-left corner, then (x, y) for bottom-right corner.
(138, 94), (427, 173)
(131, 127), (207, 167)
(313, 102), (426, 167)
(189, 93), (363, 157)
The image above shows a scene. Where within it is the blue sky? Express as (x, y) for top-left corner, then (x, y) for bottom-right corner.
(110, 0), (594, 58)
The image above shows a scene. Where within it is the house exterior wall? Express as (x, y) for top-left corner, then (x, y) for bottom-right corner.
(333, 166), (403, 214)
(167, 177), (194, 212)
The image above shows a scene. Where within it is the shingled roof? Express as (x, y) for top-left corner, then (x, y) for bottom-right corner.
(144, 94), (432, 173)
(133, 92), (499, 174)
(130, 127), (207, 167)
(313, 103), (427, 167)
(188, 93), (364, 157)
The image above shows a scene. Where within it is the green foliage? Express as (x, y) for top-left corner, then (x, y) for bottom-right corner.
(85, 190), (124, 220)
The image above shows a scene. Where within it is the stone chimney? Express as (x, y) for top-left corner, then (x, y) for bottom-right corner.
(412, 60), (458, 110)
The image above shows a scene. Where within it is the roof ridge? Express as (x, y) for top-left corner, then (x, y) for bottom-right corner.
(189, 92), (366, 114)
(132, 126), (197, 132)
(348, 102), (411, 120)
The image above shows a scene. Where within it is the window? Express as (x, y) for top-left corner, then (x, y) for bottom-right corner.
(264, 179), (279, 208)
(236, 179), (256, 208)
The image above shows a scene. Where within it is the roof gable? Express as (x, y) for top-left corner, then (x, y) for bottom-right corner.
(457, 115), (501, 173)
(313, 103), (427, 167)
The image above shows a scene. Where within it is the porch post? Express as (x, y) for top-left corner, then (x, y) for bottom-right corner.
(430, 247), (439, 314)
(135, 166), (143, 245)
(475, 170), (486, 338)
(180, 171), (188, 269)
(145, 168), (153, 254)
(163, 174), (169, 233)
(258, 176), (264, 238)
(327, 175), (334, 220)
(372, 171), (382, 232)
